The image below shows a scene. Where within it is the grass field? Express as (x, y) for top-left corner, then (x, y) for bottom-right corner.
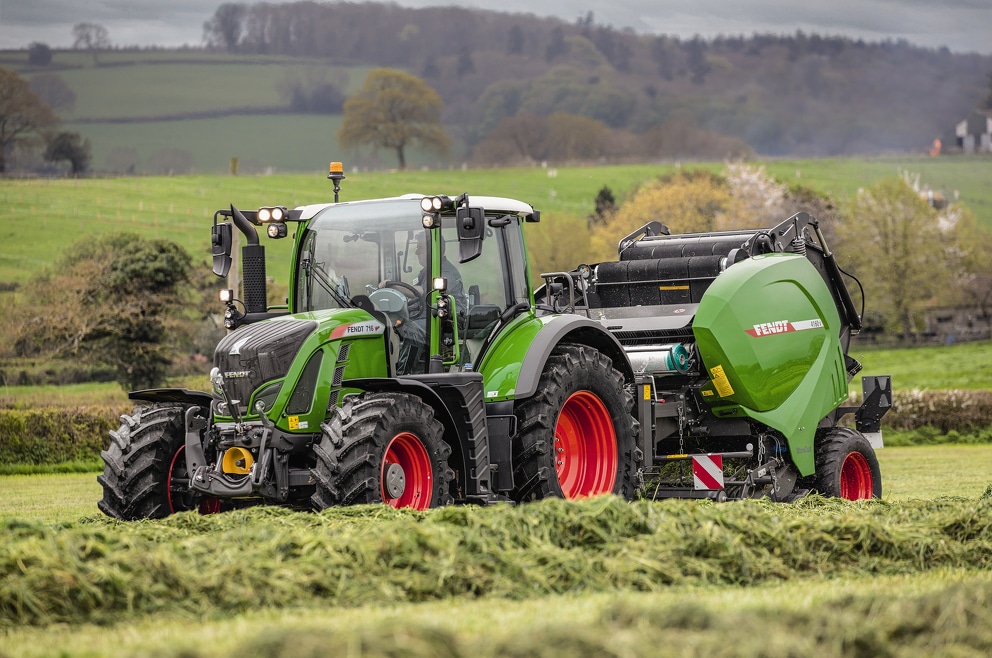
(0, 447), (989, 657)
(3, 157), (991, 287)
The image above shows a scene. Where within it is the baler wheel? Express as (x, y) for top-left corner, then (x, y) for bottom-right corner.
(813, 426), (882, 500)
(311, 392), (454, 510)
(98, 403), (221, 519)
(512, 344), (640, 502)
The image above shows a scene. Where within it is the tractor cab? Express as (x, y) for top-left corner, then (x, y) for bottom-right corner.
(213, 187), (540, 377)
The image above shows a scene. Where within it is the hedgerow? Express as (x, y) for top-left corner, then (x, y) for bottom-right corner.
(1, 390), (989, 469)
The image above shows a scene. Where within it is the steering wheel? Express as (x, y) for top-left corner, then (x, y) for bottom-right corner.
(380, 280), (426, 319)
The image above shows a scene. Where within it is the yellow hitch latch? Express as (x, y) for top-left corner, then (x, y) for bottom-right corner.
(222, 447), (254, 475)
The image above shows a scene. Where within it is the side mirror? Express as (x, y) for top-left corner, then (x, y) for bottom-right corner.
(456, 206), (485, 263)
(211, 221), (233, 277)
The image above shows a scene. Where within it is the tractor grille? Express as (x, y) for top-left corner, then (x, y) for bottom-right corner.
(214, 319), (317, 413)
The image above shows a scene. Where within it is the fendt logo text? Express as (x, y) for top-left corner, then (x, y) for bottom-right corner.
(745, 318), (823, 337)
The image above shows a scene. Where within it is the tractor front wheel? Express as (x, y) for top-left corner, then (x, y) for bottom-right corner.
(512, 344), (640, 502)
(98, 403), (221, 519)
(310, 393), (454, 510)
(813, 427), (882, 500)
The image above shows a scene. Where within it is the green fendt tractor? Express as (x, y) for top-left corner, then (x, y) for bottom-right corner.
(99, 165), (891, 519)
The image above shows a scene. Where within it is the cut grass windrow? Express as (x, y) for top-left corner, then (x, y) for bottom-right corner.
(1, 495), (990, 628)
(222, 576), (992, 658)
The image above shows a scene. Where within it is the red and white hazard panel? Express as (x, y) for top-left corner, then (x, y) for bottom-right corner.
(692, 454), (724, 490)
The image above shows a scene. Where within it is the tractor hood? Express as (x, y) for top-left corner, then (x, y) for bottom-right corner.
(213, 308), (384, 418)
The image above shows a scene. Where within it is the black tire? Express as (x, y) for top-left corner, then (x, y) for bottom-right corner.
(98, 403), (221, 520)
(813, 426), (882, 500)
(512, 343), (641, 502)
(310, 392), (454, 510)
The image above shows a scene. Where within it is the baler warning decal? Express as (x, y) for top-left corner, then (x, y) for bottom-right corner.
(745, 318), (823, 337)
(692, 454), (724, 490)
(709, 365), (735, 397)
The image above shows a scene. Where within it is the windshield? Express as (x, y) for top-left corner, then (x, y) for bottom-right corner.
(295, 199), (425, 312)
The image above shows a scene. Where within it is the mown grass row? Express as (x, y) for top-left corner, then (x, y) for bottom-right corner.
(2, 494), (990, 628)
(204, 576), (992, 658)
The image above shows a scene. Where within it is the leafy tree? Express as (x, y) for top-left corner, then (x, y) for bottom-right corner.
(718, 162), (787, 230)
(338, 68), (450, 170)
(686, 36), (711, 84)
(422, 55), (439, 78)
(507, 25), (524, 56)
(203, 3), (246, 52)
(72, 23), (110, 65)
(456, 47), (475, 77)
(546, 112), (609, 160)
(29, 73), (76, 113)
(44, 131), (91, 174)
(9, 233), (196, 390)
(588, 171), (731, 262)
(0, 68), (59, 173)
(985, 71), (992, 110)
(590, 186), (616, 225)
(27, 42), (53, 66)
(837, 177), (952, 340)
(545, 27), (567, 62)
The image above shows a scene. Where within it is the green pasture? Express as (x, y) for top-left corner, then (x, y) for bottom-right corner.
(67, 114), (347, 174)
(850, 340), (992, 391)
(6, 50), (372, 121)
(3, 157), (990, 286)
(764, 155), (992, 225)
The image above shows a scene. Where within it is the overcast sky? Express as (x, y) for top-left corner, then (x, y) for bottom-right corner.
(2, 0), (989, 55)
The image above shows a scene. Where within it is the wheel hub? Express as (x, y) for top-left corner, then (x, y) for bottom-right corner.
(384, 462), (407, 499)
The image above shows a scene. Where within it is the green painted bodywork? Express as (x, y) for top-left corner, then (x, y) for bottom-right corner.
(476, 311), (544, 402)
(692, 253), (848, 475)
(219, 308), (388, 433)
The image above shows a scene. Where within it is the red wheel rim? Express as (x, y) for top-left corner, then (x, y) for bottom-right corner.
(167, 445), (221, 515)
(381, 432), (434, 510)
(554, 391), (618, 498)
(839, 451), (874, 500)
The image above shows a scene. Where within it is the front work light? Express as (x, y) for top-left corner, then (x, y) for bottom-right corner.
(257, 206), (287, 223)
(267, 222), (288, 239)
(219, 289), (234, 303)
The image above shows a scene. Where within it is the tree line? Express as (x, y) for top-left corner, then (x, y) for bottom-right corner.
(201, 2), (992, 159)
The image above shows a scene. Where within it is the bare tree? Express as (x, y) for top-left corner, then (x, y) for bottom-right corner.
(72, 23), (110, 65)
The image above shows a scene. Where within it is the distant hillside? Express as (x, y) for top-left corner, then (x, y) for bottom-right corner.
(3, 1), (990, 174)
(199, 2), (991, 155)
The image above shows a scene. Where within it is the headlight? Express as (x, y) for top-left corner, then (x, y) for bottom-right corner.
(257, 206), (287, 223)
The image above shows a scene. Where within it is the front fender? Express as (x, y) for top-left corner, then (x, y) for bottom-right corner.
(481, 313), (633, 402)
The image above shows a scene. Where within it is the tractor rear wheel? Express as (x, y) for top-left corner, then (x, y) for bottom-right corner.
(813, 427), (882, 500)
(512, 344), (640, 502)
(98, 403), (221, 519)
(310, 392), (454, 510)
